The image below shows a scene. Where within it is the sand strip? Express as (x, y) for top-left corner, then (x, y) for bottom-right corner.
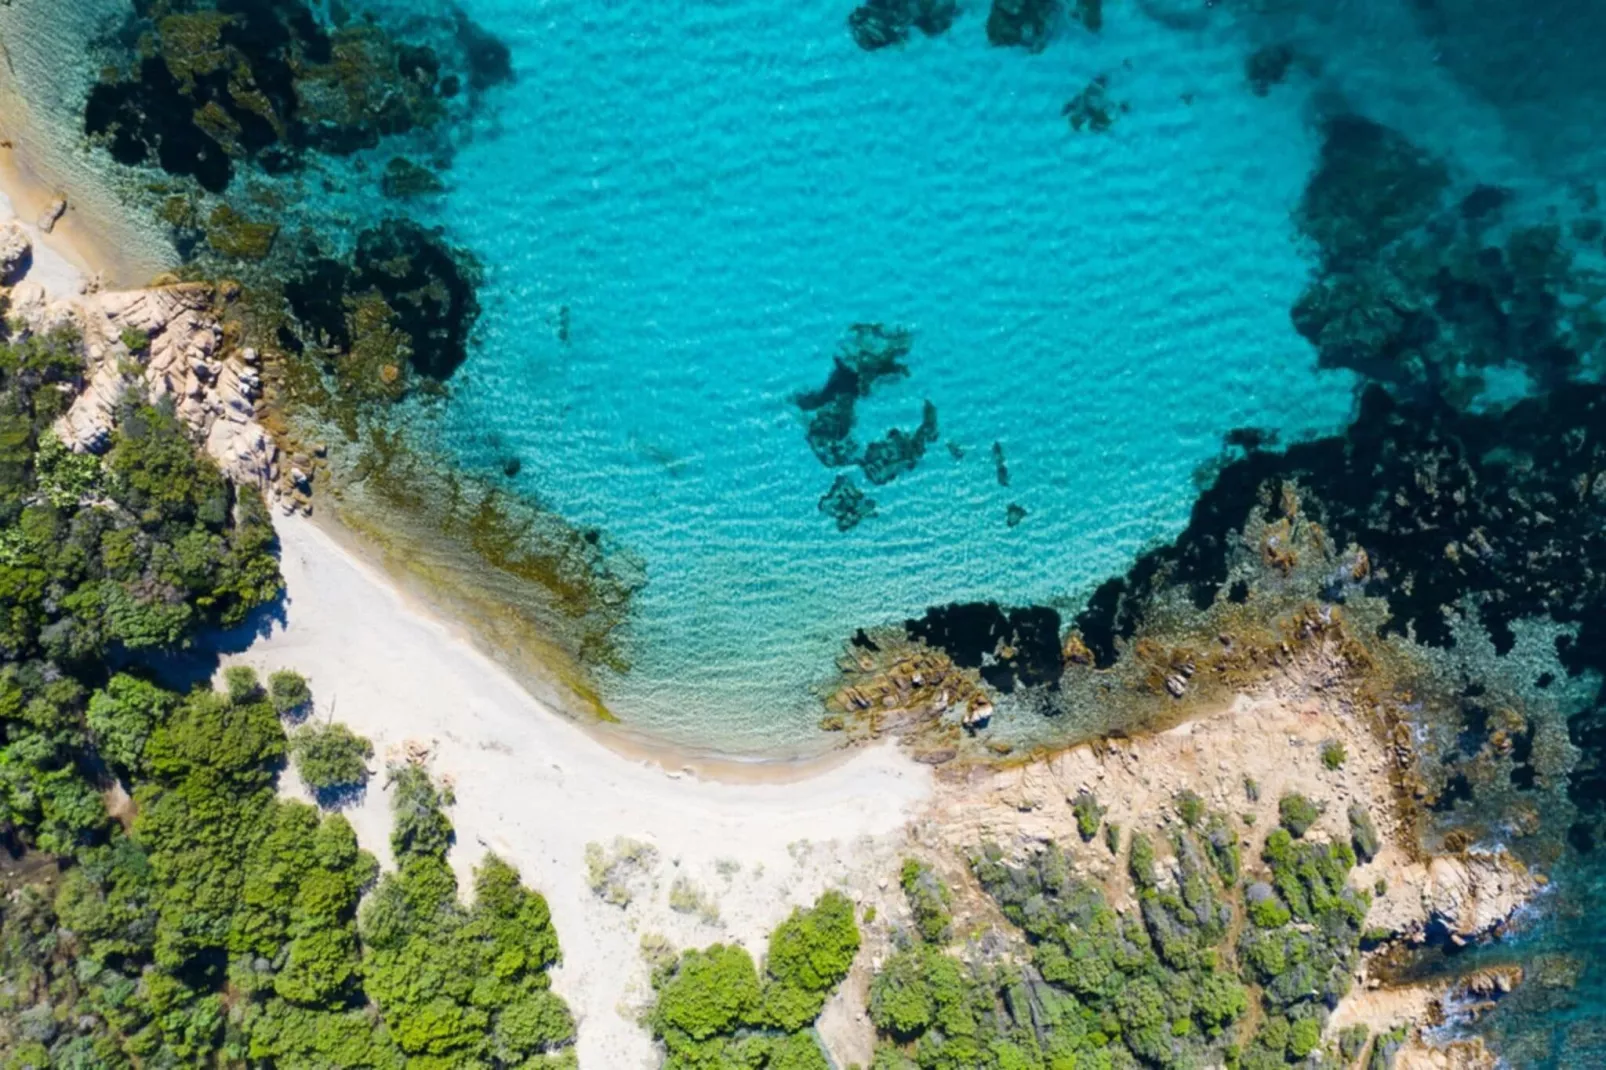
(227, 514), (933, 1067)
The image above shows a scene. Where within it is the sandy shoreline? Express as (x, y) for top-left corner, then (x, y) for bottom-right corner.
(231, 513), (934, 1067)
(0, 2), (175, 288)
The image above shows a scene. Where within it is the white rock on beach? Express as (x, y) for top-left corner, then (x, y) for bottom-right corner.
(20, 281), (280, 491)
(0, 220), (30, 282)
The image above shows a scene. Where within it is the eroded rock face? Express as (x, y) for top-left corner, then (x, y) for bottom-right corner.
(19, 282), (279, 493)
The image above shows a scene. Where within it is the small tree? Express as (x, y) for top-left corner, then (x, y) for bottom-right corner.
(292, 723), (374, 806)
(1278, 793), (1322, 838)
(268, 669), (313, 719)
(224, 665), (262, 705)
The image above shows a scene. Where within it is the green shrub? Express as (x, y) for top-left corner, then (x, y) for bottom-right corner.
(290, 722), (373, 803)
(224, 664), (263, 704)
(1278, 793), (1321, 838)
(1128, 832), (1157, 889)
(1349, 802), (1381, 862)
(268, 669), (313, 718)
(652, 943), (762, 1043)
(899, 858), (953, 944)
(1321, 739), (1347, 770)
(1175, 789), (1205, 828)
(1072, 791), (1104, 841)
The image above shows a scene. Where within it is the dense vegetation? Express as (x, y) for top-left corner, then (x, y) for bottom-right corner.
(0, 322), (574, 1065)
(866, 812), (1380, 1069)
(647, 890), (860, 1068)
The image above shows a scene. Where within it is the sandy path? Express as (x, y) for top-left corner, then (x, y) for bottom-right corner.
(227, 514), (933, 1067)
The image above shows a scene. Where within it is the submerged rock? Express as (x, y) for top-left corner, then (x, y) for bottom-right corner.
(906, 601), (1063, 692)
(986, 0), (1057, 51)
(285, 218), (483, 385)
(860, 400), (939, 485)
(847, 0), (958, 51)
(1245, 43), (1296, 96)
(1064, 75), (1119, 133)
(819, 474), (878, 532)
(83, 1), (511, 192)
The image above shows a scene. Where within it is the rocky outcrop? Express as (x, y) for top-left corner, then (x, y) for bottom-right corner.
(1418, 849), (1538, 945)
(13, 281), (280, 494)
(0, 222), (30, 283)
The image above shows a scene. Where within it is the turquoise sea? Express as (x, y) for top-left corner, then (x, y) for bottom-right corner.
(9, 0), (1606, 1059)
(411, 1), (1368, 751)
(389, 0), (1597, 754)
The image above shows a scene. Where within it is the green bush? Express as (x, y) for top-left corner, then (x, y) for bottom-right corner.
(290, 722), (374, 803)
(1349, 802), (1381, 862)
(268, 669), (313, 717)
(653, 943), (763, 1043)
(1175, 789), (1205, 828)
(1321, 739), (1347, 769)
(1072, 790), (1104, 841)
(1278, 793), (1321, 838)
(899, 858), (953, 944)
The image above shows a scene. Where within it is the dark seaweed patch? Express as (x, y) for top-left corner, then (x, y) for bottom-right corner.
(84, 1), (511, 191)
(906, 602), (1063, 693)
(847, 0), (958, 51)
(286, 218), (483, 383)
(819, 475), (878, 532)
(986, 0), (1057, 51)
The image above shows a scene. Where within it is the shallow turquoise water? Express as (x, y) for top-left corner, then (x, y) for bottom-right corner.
(405, 1), (1367, 751)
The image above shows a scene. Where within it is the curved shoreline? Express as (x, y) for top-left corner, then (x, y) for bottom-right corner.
(302, 503), (878, 783)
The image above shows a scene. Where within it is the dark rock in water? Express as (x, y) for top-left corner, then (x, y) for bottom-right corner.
(286, 218), (483, 383)
(992, 441), (1010, 487)
(1460, 183), (1511, 222)
(1006, 503), (1028, 528)
(1073, 0), (1103, 32)
(1224, 426), (1278, 452)
(83, 2), (513, 192)
(848, 0), (958, 50)
(382, 156), (447, 199)
(860, 401), (939, 485)
(1245, 43), (1295, 96)
(946, 440), (965, 460)
(1064, 75), (1118, 133)
(987, 0), (1058, 51)
(1296, 114), (1450, 265)
(797, 325), (943, 490)
(455, 8), (513, 90)
(906, 602), (1063, 692)
(819, 475), (878, 532)
(797, 323), (912, 467)
(502, 457), (522, 478)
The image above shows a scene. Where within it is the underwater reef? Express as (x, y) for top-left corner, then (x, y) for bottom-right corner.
(84, 0), (510, 193)
(797, 324), (940, 529)
(283, 217), (484, 387)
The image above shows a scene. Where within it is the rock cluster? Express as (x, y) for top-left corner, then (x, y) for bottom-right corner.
(13, 281), (282, 497)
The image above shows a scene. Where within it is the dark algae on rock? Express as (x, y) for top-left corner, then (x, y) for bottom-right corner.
(797, 324), (940, 529)
(848, 0), (959, 51)
(84, 0), (509, 193)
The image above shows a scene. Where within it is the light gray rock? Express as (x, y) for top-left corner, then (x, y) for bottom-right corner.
(0, 221), (31, 282)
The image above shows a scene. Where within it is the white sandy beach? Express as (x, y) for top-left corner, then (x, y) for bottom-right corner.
(230, 514), (934, 1067)
(0, 152), (933, 1066)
